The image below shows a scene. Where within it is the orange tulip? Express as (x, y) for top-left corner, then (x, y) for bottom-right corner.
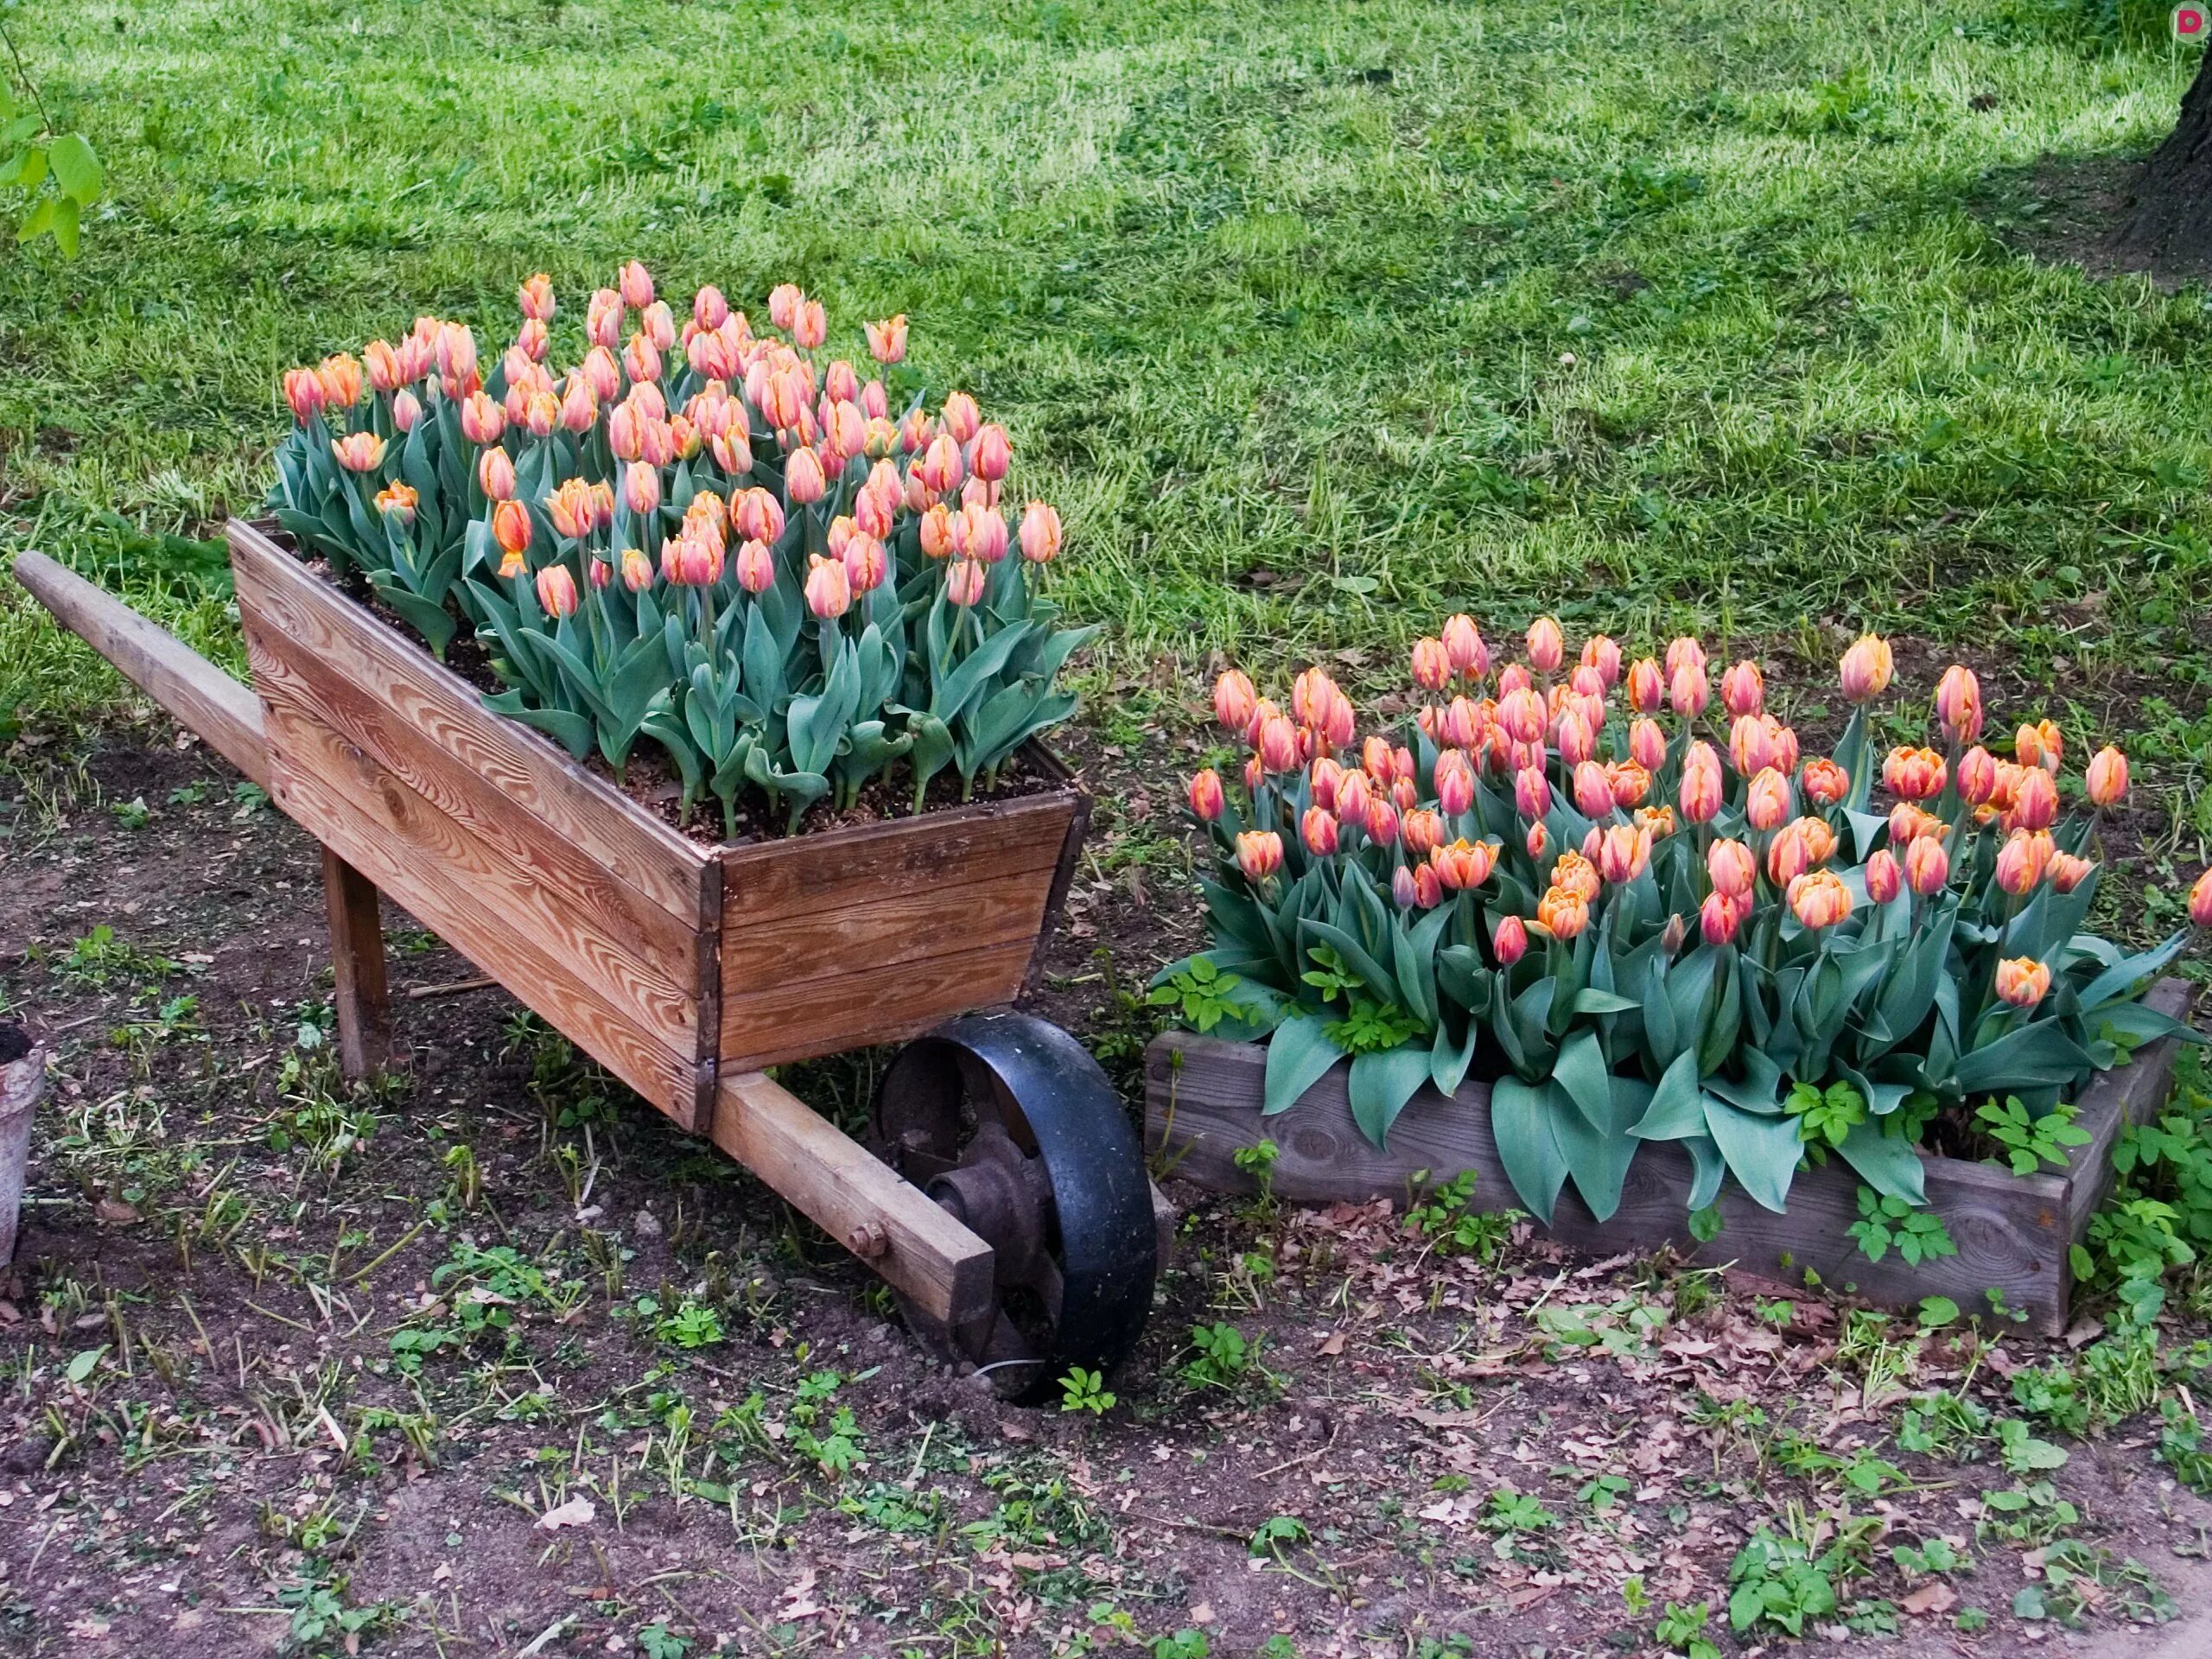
(1434, 749), (1476, 816)
(1887, 802), (1943, 844)
(1883, 746), (1947, 801)
(1257, 715), (1300, 775)
(283, 366), (325, 423)
(1443, 613), (1489, 677)
(1669, 661), (1708, 718)
(1935, 664), (1983, 745)
(330, 431), (385, 473)
(2049, 852), (2095, 893)
(374, 481), (417, 523)
(1187, 769), (1225, 821)
(1235, 830), (1285, 882)
(1994, 957), (2051, 1008)
(1213, 670), (1257, 733)
(1551, 850), (1601, 903)
(1801, 757), (1850, 806)
(318, 352), (365, 410)
(2191, 868), (2212, 927)
(785, 445), (827, 506)
(1956, 744), (1998, 806)
(1411, 636), (1452, 692)
(477, 446), (517, 502)
(865, 315), (908, 364)
(1596, 823), (1652, 884)
(620, 547), (654, 593)
(623, 461), (661, 518)
(1745, 766), (1792, 831)
(842, 533), (888, 594)
(1629, 716), (1666, 773)
(804, 553), (852, 619)
(1680, 741), (1725, 824)
(546, 478), (596, 540)
(1720, 660), (1764, 719)
(1904, 835), (1950, 896)
(1580, 633), (1622, 689)
(1993, 828), (2051, 897)
(1788, 868), (1851, 929)
(1865, 849), (1901, 904)
(1571, 759), (1611, 819)
(1536, 885), (1590, 941)
(1766, 821), (1814, 887)
(1515, 766), (1552, 821)
(1838, 633), (1893, 702)
(2086, 746), (2128, 809)
(1624, 657), (1664, 714)
(1020, 502), (1062, 563)
(940, 391), (982, 445)
(2005, 766), (2057, 834)
(734, 538), (775, 594)
(534, 563), (579, 619)
(492, 499), (532, 557)
(1707, 837), (1755, 899)
(1433, 837), (1497, 891)
(1607, 760), (1651, 810)
(1364, 797), (1400, 848)
(1525, 615), (1565, 675)
(1700, 890), (1744, 945)
(1400, 808), (1443, 857)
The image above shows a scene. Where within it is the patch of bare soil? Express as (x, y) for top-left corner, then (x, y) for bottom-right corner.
(1977, 156), (2212, 291)
(0, 652), (2208, 1656)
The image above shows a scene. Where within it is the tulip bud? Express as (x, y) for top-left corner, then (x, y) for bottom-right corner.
(842, 533), (887, 594)
(1411, 637), (1452, 692)
(2086, 746), (2128, 809)
(2049, 852), (2094, 893)
(623, 331), (662, 386)
(1994, 957), (2052, 1009)
(534, 563), (579, 619)
(1525, 819), (1550, 861)
(1187, 769), (1225, 821)
(1513, 766), (1552, 821)
(617, 546), (652, 593)
(640, 300), (677, 353)
(1597, 823), (1652, 884)
(767, 283), (803, 331)
(1236, 830), (1285, 882)
(492, 498), (532, 560)
(1434, 750), (1476, 817)
(1400, 808), (1442, 858)
(1212, 670), (1257, 734)
(1570, 760), (1611, 819)
(691, 283), (728, 331)
(1438, 613), (1487, 678)
(283, 366), (326, 423)
(1257, 715), (1301, 776)
(619, 260), (655, 310)
(1301, 805), (1340, 856)
(1745, 766), (1791, 831)
(1019, 502), (1062, 564)
(544, 478), (594, 540)
(1904, 835), (1950, 896)
(1700, 891), (1743, 945)
(1618, 657), (1660, 714)
(319, 352), (365, 410)
(1608, 760), (1651, 810)
(1580, 633), (1622, 689)
(1525, 615), (1565, 675)
(1411, 862), (1444, 908)
(784, 445), (827, 506)
(734, 538), (775, 594)
(1552, 706), (1593, 768)
(1707, 837), (1755, 899)
(374, 481), (418, 524)
(1720, 660), (1764, 719)
(1365, 797), (1400, 848)
(963, 502), (1009, 565)
(1627, 716), (1666, 773)
(1935, 664), (1983, 745)
(1766, 821), (1812, 888)
(801, 553), (850, 620)
(792, 299), (827, 351)
(1729, 713), (1775, 779)
(2191, 868), (2212, 928)
(1865, 849), (1902, 904)
(1669, 661), (1707, 717)
(1498, 687), (1546, 747)
(1391, 866), (1420, 908)
(1838, 634), (1893, 702)
(970, 423), (1012, 483)
(1679, 741), (1725, 825)
(2006, 766), (2057, 834)
(946, 557), (987, 607)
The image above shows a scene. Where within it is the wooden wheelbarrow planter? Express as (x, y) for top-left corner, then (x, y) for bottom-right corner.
(15, 524), (1160, 1397)
(1146, 976), (2196, 1337)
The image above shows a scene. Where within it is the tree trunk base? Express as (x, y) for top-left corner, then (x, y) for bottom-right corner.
(2110, 53), (2212, 270)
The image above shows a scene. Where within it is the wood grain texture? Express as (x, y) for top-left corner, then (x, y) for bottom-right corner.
(1147, 979), (2196, 1337)
(712, 1070), (995, 1336)
(13, 550), (272, 790)
(720, 938), (1039, 1074)
(320, 847), (391, 1082)
(229, 523), (708, 925)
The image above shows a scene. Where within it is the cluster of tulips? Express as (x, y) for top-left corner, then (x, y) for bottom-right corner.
(270, 264), (1087, 832)
(1166, 618), (2209, 1229)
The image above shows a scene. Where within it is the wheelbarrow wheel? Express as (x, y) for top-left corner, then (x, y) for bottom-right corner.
(874, 1012), (1156, 1405)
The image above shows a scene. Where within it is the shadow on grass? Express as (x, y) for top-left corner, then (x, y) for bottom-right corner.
(1974, 150), (2212, 292)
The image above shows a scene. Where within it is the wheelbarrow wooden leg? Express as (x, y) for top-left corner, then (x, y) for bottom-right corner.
(321, 845), (391, 1081)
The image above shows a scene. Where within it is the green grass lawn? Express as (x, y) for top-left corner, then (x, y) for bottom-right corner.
(1, 0), (2208, 717)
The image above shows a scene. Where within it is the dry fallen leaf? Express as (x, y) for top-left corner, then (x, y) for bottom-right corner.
(536, 1496), (595, 1532)
(1900, 1581), (1958, 1617)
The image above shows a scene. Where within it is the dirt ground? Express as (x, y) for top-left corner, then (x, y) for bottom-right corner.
(3, 660), (2212, 1658)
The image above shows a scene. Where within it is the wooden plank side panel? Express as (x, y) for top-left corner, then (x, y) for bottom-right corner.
(229, 522), (709, 925)
(719, 791), (1076, 926)
(711, 1071), (995, 1335)
(249, 620), (703, 984)
(721, 938), (1037, 1073)
(247, 636), (703, 1118)
(1146, 1004), (2198, 1337)
(722, 866), (1060, 990)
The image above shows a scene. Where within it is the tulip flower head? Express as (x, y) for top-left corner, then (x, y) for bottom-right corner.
(2049, 852), (2095, 893)
(2005, 766), (2058, 834)
(331, 431), (386, 473)
(1883, 746), (1947, 801)
(1442, 613), (1488, 678)
(1678, 741), (1725, 824)
(1838, 633), (1893, 702)
(1411, 637), (1452, 692)
(1213, 671), (1257, 734)
(1801, 758), (1849, 806)
(1956, 745), (1998, 807)
(1580, 633), (1622, 689)
(2191, 868), (2212, 928)
(1433, 837), (1497, 891)
(1936, 664), (1984, 745)
(1700, 890), (1744, 945)
(1994, 957), (2051, 1009)
(1865, 848), (1901, 904)
(804, 554), (852, 620)
(1537, 885), (1590, 941)
(1493, 914), (1529, 965)
(534, 563), (578, 619)
(1186, 769), (1225, 821)
(1669, 661), (1708, 718)
(1993, 828), (2052, 897)
(1788, 868), (1852, 930)
(1300, 805), (1339, 857)
(374, 481), (418, 524)
(864, 315), (908, 364)
(1434, 749), (1476, 816)
(1019, 502), (1062, 563)
(1720, 660), (1765, 719)
(2086, 746), (2129, 809)
(1904, 834), (1951, 897)
(1597, 823), (1653, 885)
(1625, 657), (1664, 714)
(1707, 837), (1755, 899)
(1745, 766), (1792, 831)
(1235, 830), (1285, 884)
(1526, 615), (1565, 675)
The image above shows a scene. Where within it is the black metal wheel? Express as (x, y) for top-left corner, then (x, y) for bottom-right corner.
(874, 1012), (1156, 1404)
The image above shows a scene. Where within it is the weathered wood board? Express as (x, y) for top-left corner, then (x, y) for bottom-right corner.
(1145, 978), (2196, 1335)
(231, 520), (722, 1128)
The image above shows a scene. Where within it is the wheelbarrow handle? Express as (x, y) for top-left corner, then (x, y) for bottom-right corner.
(12, 550), (272, 791)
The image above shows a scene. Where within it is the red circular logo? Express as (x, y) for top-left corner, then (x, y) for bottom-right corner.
(2180, 5), (2208, 35)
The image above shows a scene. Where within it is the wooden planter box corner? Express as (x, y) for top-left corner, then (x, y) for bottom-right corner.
(228, 518), (1088, 1134)
(1144, 978), (2196, 1335)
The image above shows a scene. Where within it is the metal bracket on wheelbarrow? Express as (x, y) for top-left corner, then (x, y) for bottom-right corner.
(14, 552), (1160, 1402)
(877, 1013), (1158, 1404)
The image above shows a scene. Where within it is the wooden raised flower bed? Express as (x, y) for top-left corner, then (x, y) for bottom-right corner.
(1144, 976), (2194, 1335)
(228, 518), (1089, 1133)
